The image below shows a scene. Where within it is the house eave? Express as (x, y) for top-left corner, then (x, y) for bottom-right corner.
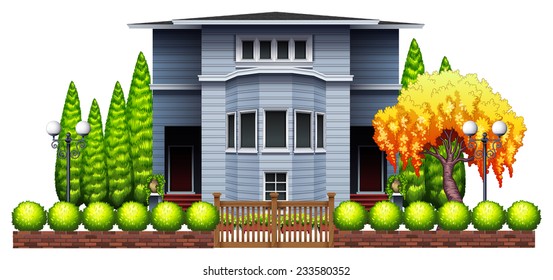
(172, 19), (379, 25)
(198, 67), (354, 82)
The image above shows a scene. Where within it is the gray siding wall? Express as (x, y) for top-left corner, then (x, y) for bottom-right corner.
(350, 29), (399, 84)
(350, 90), (398, 126)
(153, 29), (201, 85)
(201, 25), (350, 76)
(152, 90), (201, 175)
(223, 75), (328, 201)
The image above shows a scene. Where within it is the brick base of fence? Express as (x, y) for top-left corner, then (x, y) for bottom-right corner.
(13, 231), (213, 248)
(334, 230), (535, 248)
(13, 230), (534, 248)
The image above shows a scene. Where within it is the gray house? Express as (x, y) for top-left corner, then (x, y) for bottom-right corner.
(129, 12), (422, 208)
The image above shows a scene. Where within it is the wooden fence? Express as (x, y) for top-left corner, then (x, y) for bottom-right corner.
(213, 192), (335, 248)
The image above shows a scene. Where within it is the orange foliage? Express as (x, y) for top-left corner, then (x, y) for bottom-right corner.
(373, 71), (526, 187)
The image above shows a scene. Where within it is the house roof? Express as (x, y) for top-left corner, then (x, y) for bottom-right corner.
(128, 12), (423, 29)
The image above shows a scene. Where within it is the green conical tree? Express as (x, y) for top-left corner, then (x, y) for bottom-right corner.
(439, 56), (452, 73)
(105, 82), (133, 207)
(398, 155), (426, 207)
(400, 38), (425, 91)
(55, 81), (84, 205)
(81, 99), (108, 205)
(126, 52), (153, 204)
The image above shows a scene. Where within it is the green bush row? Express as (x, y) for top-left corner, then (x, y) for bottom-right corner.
(333, 200), (541, 231)
(12, 200), (194, 232)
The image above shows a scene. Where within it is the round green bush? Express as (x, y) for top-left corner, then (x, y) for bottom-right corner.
(12, 201), (47, 231)
(48, 202), (81, 231)
(404, 201), (436, 230)
(367, 201), (402, 230)
(472, 201), (505, 231)
(506, 201), (541, 230)
(185, 201), (219, 231)
(437, 201), (471, 230)
(333, 201), (368, 230)
(151, 201), (185, 231)
(116, 201), (150, 231)
(82, 202), (116, 231)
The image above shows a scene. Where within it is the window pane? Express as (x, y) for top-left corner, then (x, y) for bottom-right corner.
(242, 41), (254, 59)
(241, 113), (255, 148)
(317, 114), (324, 148)
(266, 173), (275, 182)
(228, 114), (235, 148)
(260, 41), (271, 59)
(276, 183), (286, 191)
(266, 183), (275, 191)
(277, 192), (286, 200)
(276, 173), (286, 182)
(295, 41), (306, 59)
(265, 111), (286, 148)
(296, 112), (311, 148)
(265, 192), (272, 200)
(277, 41), (289, 59)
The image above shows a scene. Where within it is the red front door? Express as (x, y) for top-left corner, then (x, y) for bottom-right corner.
(169, 146), (193, 192)
(358, 146), (383, 192)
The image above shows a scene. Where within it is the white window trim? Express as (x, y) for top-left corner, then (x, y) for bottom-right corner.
(226, 112), (236, 153)
(315, 112), (326, 153)
(263, 171), (288, 201)
(238, 110), (258, 153)
(236, 35), (313, 62)
(294, 109), (313, 153)
(262, 108), (290, 153)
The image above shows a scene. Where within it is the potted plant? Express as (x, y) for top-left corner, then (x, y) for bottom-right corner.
(385, 174), (407, 209)
(146, 174), (165, 210)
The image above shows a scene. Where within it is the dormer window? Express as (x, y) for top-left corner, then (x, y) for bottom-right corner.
(236, 36), (313, 62)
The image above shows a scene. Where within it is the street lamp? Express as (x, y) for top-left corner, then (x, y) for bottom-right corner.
(462, 120), (507, 201)
(46, 120), (90, 203)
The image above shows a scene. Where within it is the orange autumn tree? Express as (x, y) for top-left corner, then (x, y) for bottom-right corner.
(373, 71), (526, 203)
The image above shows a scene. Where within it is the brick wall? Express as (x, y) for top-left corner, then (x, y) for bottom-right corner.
(334, 230), (535, 248)
(13, 230), (535, 248)
(13, 231), (213, 248)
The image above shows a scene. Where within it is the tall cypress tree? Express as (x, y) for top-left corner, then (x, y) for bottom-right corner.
(55, 81), (84, 205)
(400, 38), (425, 91)
(126, 52), (153, 203)
(105, 82), (133, 207)
(439, 56), (452, 73)
(81, 99), (108, 205)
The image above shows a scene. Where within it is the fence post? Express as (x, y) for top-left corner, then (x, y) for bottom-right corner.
(270, 192), (278, 248)
(213, 193), (221, 248)
(327, 192), (336, 248)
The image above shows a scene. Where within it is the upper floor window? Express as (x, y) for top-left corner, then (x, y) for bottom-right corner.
(239, 110), (257, 152)
(236, 36), (313, 62)
(264, 109), (288, 151)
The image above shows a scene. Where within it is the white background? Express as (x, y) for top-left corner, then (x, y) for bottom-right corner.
(1, 0), (551, 279)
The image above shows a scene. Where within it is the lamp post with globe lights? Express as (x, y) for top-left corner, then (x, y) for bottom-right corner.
(46, 120), (90, 203)
(462, 120), (507, 201)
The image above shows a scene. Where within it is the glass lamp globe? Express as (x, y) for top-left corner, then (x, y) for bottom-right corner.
(76, 121), (91, 137)
(46, 121), (61, 136)
(492, 121), (507, 137)
(462, 121), (478, 136)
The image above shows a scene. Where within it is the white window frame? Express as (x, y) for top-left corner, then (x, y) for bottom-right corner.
(226, 112), (236, 153)
(263, 171), (288, 201)
(315, 112), (326, 153)
(238, 110), (258, 153)
(294, 109), (313, 153)
(262, 108), (290, 153)
(236, 35), (313, 62)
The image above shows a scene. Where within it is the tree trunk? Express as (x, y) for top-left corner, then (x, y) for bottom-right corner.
(442, 160), (463, 202)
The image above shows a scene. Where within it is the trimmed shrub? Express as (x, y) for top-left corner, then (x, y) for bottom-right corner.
(82, 202), (116, 231)
(48, 202), (81, 231)
(12, 201), (47, 231)
(506, 201), (541, 230)
(404, 201), (436, 230)
(185, 201), (219, 231)
(116, 201), (149, 231)
(333, 201), (368, 230)
(151, 202), (185, 231)
(367, 201), (402, 230)
(437, 201), (471, 230)
(472, 201), (505, 231)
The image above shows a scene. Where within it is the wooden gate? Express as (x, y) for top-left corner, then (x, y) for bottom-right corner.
(213, 192), (335, 248)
